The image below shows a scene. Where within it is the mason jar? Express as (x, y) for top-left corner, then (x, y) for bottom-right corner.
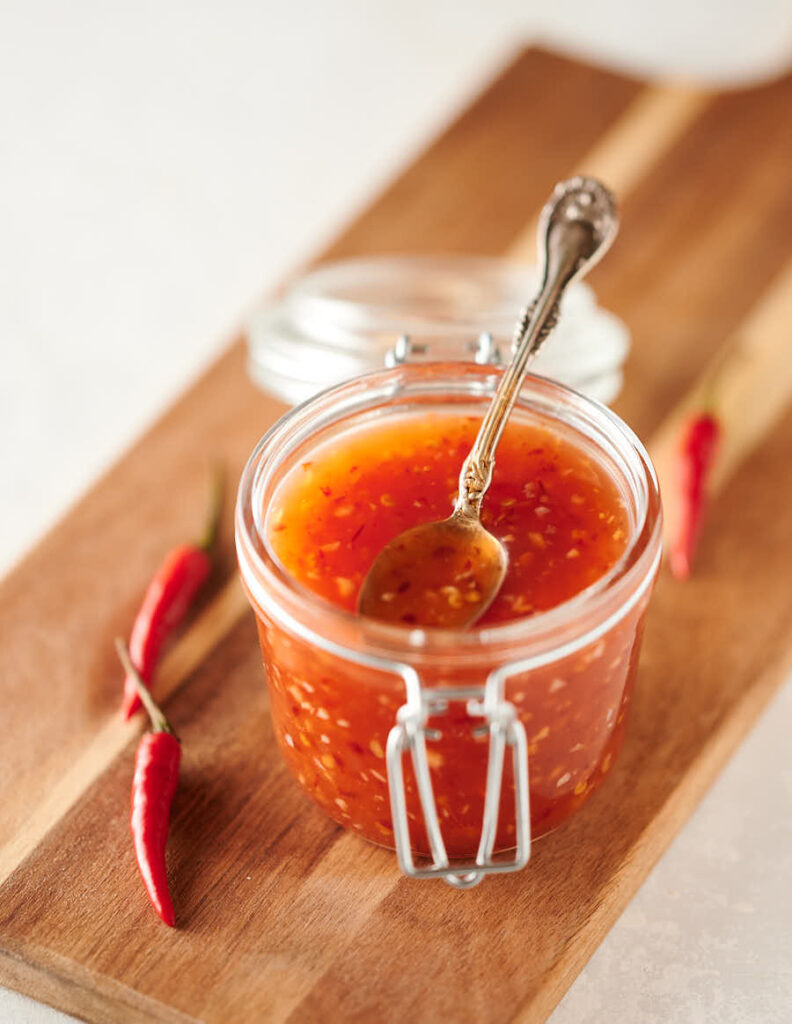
(236, 359), (661, 887)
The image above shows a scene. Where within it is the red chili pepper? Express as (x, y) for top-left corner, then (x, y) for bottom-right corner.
(669, 411), (721, 580)
(116, 638), (181, 927)
(122, 468), (223, 719)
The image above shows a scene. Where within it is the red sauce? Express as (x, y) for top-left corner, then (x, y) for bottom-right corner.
(254, 412), (649, 857)
(268, 413), (629, 623)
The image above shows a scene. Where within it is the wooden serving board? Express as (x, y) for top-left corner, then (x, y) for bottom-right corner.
(2, 47), (792, 1024)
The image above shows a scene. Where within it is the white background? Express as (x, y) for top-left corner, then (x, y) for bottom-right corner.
(2, 2), (792, 1021)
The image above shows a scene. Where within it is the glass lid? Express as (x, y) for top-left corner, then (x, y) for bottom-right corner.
(247, 255), (630, 406)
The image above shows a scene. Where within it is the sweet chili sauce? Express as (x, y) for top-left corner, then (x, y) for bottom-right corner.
(257, 412), (645, 857)
(268, 413), (629, 623)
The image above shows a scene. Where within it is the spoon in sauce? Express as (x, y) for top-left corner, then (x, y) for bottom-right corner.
(357, 176), (619, 628)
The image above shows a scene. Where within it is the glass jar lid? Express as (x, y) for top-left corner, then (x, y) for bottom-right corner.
(246, 255), (630, 406)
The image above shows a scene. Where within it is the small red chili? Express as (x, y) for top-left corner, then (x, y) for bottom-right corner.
(116, 638), (181, 927)
(122, 468), (223, 719)
(669, 411), (721, 580)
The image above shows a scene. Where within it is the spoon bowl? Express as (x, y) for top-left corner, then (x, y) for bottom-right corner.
(358, 177), (618, 627)
(355, 513), (507, 629)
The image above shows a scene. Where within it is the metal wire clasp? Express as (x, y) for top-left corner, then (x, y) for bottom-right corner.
(385, 332), (502, 368)
(386, 669), (531, 888)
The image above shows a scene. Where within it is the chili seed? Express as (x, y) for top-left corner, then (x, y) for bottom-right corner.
(440, 585), (463, 608)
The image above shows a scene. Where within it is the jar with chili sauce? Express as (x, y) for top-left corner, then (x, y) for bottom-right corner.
(236, 355), (661, 887)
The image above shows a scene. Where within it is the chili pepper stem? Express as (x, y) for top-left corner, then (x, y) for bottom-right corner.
(198, 464), (225, 553)
(697, 374), (719, 419)
(115, 638), (175, 735)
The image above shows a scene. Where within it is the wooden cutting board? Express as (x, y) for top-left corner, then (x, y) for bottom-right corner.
(2, 47), (792, 1024)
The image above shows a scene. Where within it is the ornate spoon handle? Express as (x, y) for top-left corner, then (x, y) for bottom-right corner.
(455, 176), (619, 520)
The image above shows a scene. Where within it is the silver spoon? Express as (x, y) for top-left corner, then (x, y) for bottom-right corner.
(358, 176), (619, 628)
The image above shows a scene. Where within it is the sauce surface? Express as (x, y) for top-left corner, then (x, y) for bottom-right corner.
(268, 412), (629, 624)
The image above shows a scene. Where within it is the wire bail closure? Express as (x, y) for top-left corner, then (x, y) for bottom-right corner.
(383, 331), (530, 887)
(386, 332), (502, 368)
(386, 667), (532, 889)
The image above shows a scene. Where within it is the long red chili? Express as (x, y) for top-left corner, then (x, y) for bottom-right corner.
(116, 638), (181, 927)
(122, 468), (223, 719)
(669, 411), (721, 580)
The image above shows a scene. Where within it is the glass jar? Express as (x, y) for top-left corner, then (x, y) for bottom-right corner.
(247, 256), (630, 406)
(236, 361), (661, 887)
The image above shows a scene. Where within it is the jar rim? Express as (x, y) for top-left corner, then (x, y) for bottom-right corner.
(236, 363), (662, 669)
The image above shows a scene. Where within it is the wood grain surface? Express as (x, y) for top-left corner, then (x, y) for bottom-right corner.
(2, 46), (792, 1024)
